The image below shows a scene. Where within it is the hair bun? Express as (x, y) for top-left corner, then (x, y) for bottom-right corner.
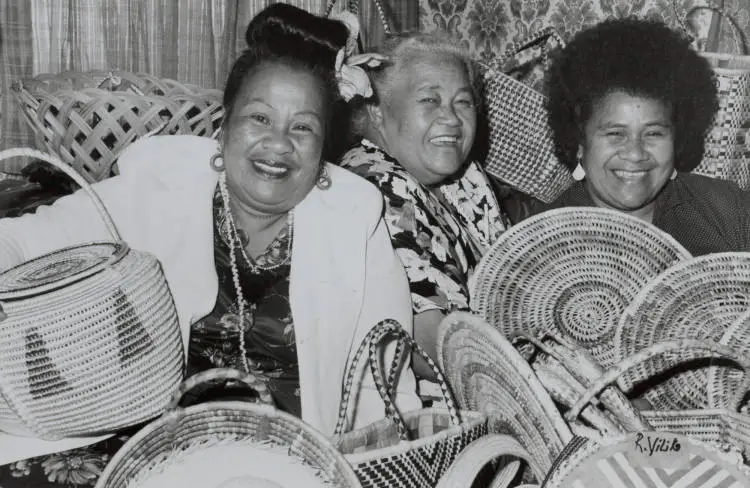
(245, 3), (348, 56)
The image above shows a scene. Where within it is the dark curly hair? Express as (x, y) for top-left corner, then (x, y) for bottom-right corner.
(545, 17), (718, 172)
(222, 3), (350, 160)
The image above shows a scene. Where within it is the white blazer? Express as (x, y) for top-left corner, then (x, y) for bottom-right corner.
(0, 135), (420, 454)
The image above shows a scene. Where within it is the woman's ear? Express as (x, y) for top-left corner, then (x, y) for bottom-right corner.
(366, 103), (385, 132)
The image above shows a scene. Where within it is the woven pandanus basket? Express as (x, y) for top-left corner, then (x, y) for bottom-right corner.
(0, 148), (184, 439)
(95, 369), (362, 488)
(12, 70), (224, 183)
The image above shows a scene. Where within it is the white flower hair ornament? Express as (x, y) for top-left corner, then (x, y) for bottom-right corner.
(331, 11), (388, 102)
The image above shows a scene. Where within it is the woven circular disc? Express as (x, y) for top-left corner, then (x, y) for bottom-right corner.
(437, 311), (572, 481)
(709, 307), (750, 410)
(470, 207), (690, 368)
(543, 432), (750, 488)
(0, 243), (125, 298)
(614, 252), (750, 411)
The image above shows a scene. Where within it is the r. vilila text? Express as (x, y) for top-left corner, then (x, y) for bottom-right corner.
(634, 433), (681, 456)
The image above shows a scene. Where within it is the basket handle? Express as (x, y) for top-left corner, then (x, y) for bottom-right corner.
(0, 148), (121, 241)
(333, 319), (461, 439)
(673, 0), (748, 55)
(488, 26), (565, 72)
(567, 339), (750, 422)
(166, 367), (275, 411)
(434, 434), (538, 488)
(325, 0), (392, 34)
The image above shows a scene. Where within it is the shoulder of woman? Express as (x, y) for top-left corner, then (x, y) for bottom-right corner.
(320, 163), (384, 216)
(117, 134), (219, 182)
(673, 173), (747, 206)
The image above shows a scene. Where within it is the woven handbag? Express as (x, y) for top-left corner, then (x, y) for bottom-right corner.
(566, 339), (750, 458)
(469, 207), (691, 369)
(96, 368), (362, 488)
(675, 3), (750, 190)
(614, 252), (750, 411)
(333, 319), (488, 488)
(479, 27), (573, 204)
(12, 70), (224, 183)
(436, 311), (573, 482)
(0, 147), (184, 439)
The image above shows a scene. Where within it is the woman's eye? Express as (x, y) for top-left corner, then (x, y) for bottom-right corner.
(646, 130), (666, 138)
(605, 130), (625, 139)
(250, 114), (269, 124)
(419, 97), (439, 104)
(292, 123), (313, 132)
(455, 98), (474, 107)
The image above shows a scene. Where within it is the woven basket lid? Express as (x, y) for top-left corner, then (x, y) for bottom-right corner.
(437, 311), (573, 481)
(542, 432), (750, 488)
(0, 242), (127, 299)
(613, 252), (750, 411)
(470, 207), (691, 368)
(710, 307), (750, 410)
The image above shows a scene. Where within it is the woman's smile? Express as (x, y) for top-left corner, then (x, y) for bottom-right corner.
(250, 159), (293, 180)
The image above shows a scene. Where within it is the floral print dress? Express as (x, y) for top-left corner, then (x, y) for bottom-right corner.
(0, 188), (300, 487)
(341, 139), (509, 314)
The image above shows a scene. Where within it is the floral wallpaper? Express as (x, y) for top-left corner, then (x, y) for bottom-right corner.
(419, 0), (747, 88)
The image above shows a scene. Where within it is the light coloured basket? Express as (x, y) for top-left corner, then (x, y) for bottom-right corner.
(12, 70), (224, 183)
(436, 311), (572, 482)
(566, 339), (750, 459)
(614, 252), (750, 411)
(470, 207), (691, 369)
(0, 147), (184, 439)
(96, 368), (362, 488)
(710, 308), (750, 410)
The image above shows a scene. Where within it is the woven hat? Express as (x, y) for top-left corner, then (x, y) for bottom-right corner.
(95, 369), (361, 488)
(542, 432), (750, 488)
(614, 252), (750, 411)
(436, 311), (573, 481)
(710, 307), (750, 410)
(470, 207), (691, 369)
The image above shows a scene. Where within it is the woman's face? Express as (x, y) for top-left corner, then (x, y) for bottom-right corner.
(222, 62), (326, 214)
(581, 91), (675, 216)
(375, 54), (477, 186)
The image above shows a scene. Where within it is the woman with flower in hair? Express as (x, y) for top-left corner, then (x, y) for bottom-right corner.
(0, 4), (420, 478)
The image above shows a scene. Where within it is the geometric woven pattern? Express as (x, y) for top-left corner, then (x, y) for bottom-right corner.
(543, 433), (750, 488)
(346, 410), (487, 488)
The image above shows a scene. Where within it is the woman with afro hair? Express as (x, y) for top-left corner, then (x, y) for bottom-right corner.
(535, 17), (749, 256)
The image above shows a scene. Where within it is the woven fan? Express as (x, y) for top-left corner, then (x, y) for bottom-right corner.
(614, 252), (750, 411)
(436, 311), (573, 481)
(469, 207), (691, 368)
(710, 307), (750, 410)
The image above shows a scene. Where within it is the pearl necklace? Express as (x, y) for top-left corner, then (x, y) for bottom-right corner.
(217, 173), (294, 372)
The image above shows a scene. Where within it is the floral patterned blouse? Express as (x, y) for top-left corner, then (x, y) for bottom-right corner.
(186, 187), (301, 417)
(340, 139), (508, 313)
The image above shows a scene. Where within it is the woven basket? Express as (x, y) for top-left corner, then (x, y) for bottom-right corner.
(0, 147), (183, 439)
(469, 207), (691, 369)
(710, 308), (750, 410)
(614, 252), (750, 411)
(96, 368), (361, 488)
(566, 340), (750, 457)
(12, 70), (224, 183)
(436, 311), (572, 482)
(333, 319), (487, 488)
(542, 431), (750, 488)
(479, 27), (573, 203)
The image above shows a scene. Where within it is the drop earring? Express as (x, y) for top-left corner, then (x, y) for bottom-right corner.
(316, 165), (332, 190)
(572, 147), (585, 181)
(670, 169), (677, 180)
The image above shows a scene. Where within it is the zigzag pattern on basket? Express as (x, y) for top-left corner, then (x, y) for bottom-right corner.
(569, 451), (745, 488)
(352, 424), (486, 488)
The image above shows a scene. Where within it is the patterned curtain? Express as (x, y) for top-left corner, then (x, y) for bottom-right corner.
(0, 0), (418, 173)
(418, 0), (750, 62)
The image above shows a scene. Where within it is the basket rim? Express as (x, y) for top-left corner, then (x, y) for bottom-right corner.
(95, 400), (361, 488)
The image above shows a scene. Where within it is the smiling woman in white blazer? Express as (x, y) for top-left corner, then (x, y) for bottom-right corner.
(0, 2), (419, 453)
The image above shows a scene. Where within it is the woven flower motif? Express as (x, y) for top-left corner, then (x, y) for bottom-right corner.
(467, 0), (510, 54)
(41, 450), (108, 486)
(427, 0), (469, 18)
(599, 0), (648, 18)
(548, 0), (599, 41)
(509, 0), (552, 23)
